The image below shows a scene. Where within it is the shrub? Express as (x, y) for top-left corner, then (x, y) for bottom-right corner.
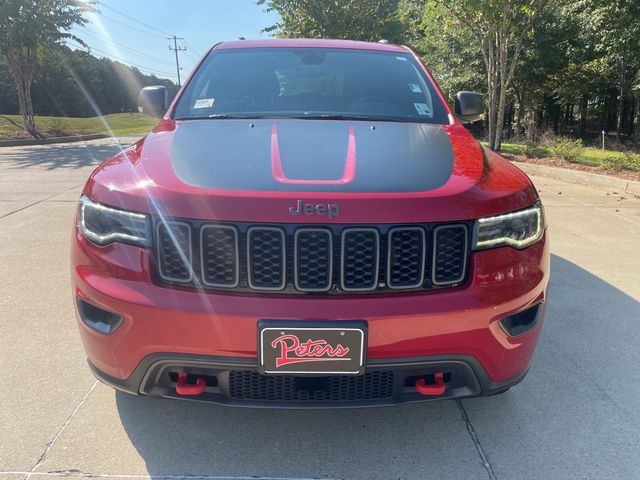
(521, 141), (539, 158)
(599, 151), (640, 171)
(538, 130), (558, 146)
(550, 138), (583, 162)
(46, 118), (70, 136)
(606, 139), (629, 152)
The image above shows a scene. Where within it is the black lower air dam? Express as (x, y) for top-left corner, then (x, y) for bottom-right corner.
(76, 298), (123, 335)
(499, 303), (543, 337)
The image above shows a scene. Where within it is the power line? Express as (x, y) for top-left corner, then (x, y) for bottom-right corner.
(79, 28), (175, 66)
(184, 49), (201, 63)
(184, 40), (204, 58)
(96, 1), (174, 37)
(90, 46), (177, 76)
(96, 12), (166, 39)
(67, 41), (178, 78)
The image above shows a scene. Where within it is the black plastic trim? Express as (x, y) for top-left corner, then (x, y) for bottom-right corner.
(499, 302), (544, 337)
(88, 352), (529, 408)
(76, 298), (123, 335)
(199, 224), (240, 288)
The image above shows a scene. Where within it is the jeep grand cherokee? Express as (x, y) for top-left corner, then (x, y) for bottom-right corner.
(71, 39), (549, 407)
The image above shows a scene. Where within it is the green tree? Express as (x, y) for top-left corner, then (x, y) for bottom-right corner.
(512, 4), (579, 139)
(579, 0), (640, 140)
(0, 0), (91, 137)
(256, 0), (404, 42)
(423, 0), (550, 151)
(400, 0), (484, 103)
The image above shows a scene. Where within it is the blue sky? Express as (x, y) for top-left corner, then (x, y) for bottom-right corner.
(69, 0), (280, 84)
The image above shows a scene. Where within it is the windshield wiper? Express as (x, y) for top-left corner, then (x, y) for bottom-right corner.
(175, 113), (412, 122)
(289, 113), (405, 122)
(174, 114), (266, 120)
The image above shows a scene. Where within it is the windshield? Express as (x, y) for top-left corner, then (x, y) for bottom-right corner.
(172, 47), (449, 123)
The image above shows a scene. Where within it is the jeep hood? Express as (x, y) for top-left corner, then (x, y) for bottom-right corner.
(84, 119), (538, 223)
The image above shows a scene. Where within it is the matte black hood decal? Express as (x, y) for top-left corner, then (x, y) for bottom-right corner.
(171, 119), (454, 193)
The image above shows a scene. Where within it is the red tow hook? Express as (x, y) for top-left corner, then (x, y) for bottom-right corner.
(176, 371), (206, 396)
(415, 372), (446, 396)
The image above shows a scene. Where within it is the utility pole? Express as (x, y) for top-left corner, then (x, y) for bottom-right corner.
(168, 35), (186, 86)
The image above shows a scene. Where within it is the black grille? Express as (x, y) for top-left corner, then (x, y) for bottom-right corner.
(201, 226), (238, 287)
(154, 221), (469, 293)
(387, 227), (426, 289)
(156, 222), (192, 282)
(341, 229), (379, 291)
(247, 227), (286, 290)
(228, 371), (395, 402)
(433, 225), (468, 285)
(294, 229), (332, 292)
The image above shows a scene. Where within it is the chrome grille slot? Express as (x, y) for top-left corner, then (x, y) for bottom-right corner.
(200, 225), (239, 287)
(247, 227), (286, 290)
(294, 228), (333, 292)
(341, 228), (380, 292)
(156, 221), (193, 283)
(433, 225), (468, 285)
(387, 227), (426, 289)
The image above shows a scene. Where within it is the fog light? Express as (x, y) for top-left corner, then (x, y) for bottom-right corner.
(76, 298), (123, 335)
(499, 303), (543, 337)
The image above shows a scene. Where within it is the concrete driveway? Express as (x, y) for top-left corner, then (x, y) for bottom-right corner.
(1, 136), (639, 480)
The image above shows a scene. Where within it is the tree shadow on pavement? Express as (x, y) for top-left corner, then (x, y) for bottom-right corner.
(0, 139), (140, 170)
(115, 254), (640, 479)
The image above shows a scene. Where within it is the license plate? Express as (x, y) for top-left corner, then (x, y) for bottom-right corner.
(259, 321), (366, 375)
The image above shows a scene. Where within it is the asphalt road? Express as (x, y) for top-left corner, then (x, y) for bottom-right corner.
(1, 136), (639, 480)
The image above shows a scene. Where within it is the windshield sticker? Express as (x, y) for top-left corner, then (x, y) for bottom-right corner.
(395, 56), (408, 61)
(413, 103), (431, 116)
(194, 98), (214, 109)
(409, 83), (422, 93)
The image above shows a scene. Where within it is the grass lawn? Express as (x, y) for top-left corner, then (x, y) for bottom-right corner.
(484, 142), (640, 172)
(0, 113), (158, 138)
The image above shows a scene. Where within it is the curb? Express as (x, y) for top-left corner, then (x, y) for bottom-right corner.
(512, 161), (640, 195)
(0, 133), (108, 147)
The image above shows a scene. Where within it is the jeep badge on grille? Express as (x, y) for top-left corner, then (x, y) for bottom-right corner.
(289, 200), (340, 219)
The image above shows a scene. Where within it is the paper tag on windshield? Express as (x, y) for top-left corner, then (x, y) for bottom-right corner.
(409, 83), (422, 93)
(413, 103), (431, 116)
(194, 98), (214, 109)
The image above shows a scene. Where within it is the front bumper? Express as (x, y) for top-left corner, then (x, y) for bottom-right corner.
(89, 352), (529, 408)
(72, 227), (549, 406)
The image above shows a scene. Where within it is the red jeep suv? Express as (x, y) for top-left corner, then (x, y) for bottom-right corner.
(71, 39), (549, 407)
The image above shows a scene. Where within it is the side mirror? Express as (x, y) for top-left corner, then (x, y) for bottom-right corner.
(455, 91), (483, 124)
(138, 86), (168, 118)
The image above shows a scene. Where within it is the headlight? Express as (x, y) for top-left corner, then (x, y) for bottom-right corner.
(473, 203), (544, 250)
(78, 196), (150, 247)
